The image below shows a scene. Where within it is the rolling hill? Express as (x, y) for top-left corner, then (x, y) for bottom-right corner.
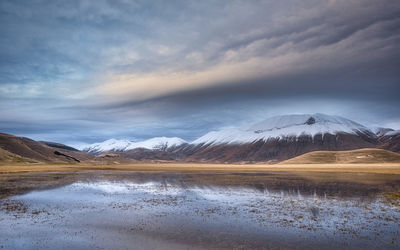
(0, 148), (38, 164)
(280, 148), (400, 164)
(0, 133), (93, 164)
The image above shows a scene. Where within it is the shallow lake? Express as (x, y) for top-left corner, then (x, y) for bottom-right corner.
(0, 172), (399, 249)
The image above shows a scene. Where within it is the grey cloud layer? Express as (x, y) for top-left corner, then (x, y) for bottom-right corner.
(0, 0), (399, 144)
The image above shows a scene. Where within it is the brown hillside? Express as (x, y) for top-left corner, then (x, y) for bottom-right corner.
(0, 133), (93, 163)
(281, 148), (400, 164)
(0, 148), (38, 164)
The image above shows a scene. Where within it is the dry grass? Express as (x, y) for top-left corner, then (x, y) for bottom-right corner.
(0, 162), (400, 174)
(281, 148), (400, 164)
(0, 148), (38, 164)
(383, 191), (400, 206)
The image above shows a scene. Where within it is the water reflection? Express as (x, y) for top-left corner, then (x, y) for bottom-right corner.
(0, 179), (399, 249)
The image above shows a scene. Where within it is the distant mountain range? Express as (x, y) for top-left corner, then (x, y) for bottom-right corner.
(83, 137), (187, 154)
(81, 113), (400, 163)
(1, 113), (400, 164)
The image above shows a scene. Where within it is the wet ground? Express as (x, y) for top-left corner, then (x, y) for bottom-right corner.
(0, 171), (399, 249)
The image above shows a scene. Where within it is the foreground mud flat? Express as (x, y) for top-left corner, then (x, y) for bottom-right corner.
(0, 171), (399, 249)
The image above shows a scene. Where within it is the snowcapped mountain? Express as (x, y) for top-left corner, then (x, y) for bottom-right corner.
(173, 113), (381, 163)
(81, 114), (398, 162)
(83, 139), (132, 153)
(83, 137), (187, 154)
(126, 137), (187, 151)
(194, 113), (373, 145)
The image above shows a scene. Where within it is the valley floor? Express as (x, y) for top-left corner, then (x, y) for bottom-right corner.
(1, 162), (400, 174)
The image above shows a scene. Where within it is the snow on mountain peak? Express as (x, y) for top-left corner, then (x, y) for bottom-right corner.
(125, 137), (187, 151)
(83, 138), (133, 153)
(247, 113), (366, 133)
(193, 113), (371, 145)
(82, 114), (377, 152)
(83, 137), (187, 153)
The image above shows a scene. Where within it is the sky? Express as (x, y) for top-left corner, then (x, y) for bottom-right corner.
(0, 0), (399, 147)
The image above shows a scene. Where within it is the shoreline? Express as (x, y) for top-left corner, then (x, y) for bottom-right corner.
(0, 162), (400, 174)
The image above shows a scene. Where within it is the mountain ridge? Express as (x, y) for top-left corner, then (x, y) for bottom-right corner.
(83, 137), (187, 154)
(1, 113), (399, 164)
(193, 113), (374, 146)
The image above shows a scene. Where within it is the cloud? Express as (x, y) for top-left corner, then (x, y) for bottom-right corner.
(0, 0), (399, 144)
(91, 0), (400, 102)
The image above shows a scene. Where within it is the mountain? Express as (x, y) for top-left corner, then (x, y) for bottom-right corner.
(0, 133), (93, 164)
(2, 113), (398, 164)
(180, 113), (378, 162)
(280, 148), (400, 164)
(81, 113), (400, 163)
(83, 137), (187, 154)
(193, 113), (373, 145)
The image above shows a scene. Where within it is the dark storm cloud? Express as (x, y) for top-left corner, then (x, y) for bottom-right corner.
(0, 0), (399, 146)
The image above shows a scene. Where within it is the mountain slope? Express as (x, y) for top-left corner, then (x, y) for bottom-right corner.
(0, 148), (38, 164)
(0, 133), (93, 163)
(378, 130), (400, 153)
(180, 132), (377, 163)
(280, 148), (400, 164)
